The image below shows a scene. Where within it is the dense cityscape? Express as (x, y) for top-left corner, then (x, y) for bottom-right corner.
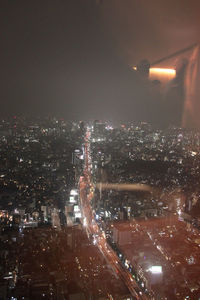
(2, 0), (200, 299)
(0, 117), (200, 299)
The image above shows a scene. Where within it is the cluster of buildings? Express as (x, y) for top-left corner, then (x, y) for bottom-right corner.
(0, 219), (131, 299)
(88, 120), (200, 299)
(1, 116), (200, 299)
(90, 121), (200, 221)
(0, 116), (86, 299)
(0, 116), (133, 300)
(0, 116), (85, 228)
(109, 217), (200, 299)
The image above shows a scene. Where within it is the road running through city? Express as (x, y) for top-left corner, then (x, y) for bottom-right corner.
(79, 129), (149, 300)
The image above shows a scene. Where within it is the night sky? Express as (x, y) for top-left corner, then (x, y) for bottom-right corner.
(0, 0), (199, 124)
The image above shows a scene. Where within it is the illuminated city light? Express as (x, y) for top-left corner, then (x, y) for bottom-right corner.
(83, 217), (87, 227)
(148, 266), (162, 274)
(70, 189), (78, 196)
(191, 151), (197, 156)
(69, 196), (76, 203)
(75, 212), (81, 218)
(74, 205), (80, 212)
